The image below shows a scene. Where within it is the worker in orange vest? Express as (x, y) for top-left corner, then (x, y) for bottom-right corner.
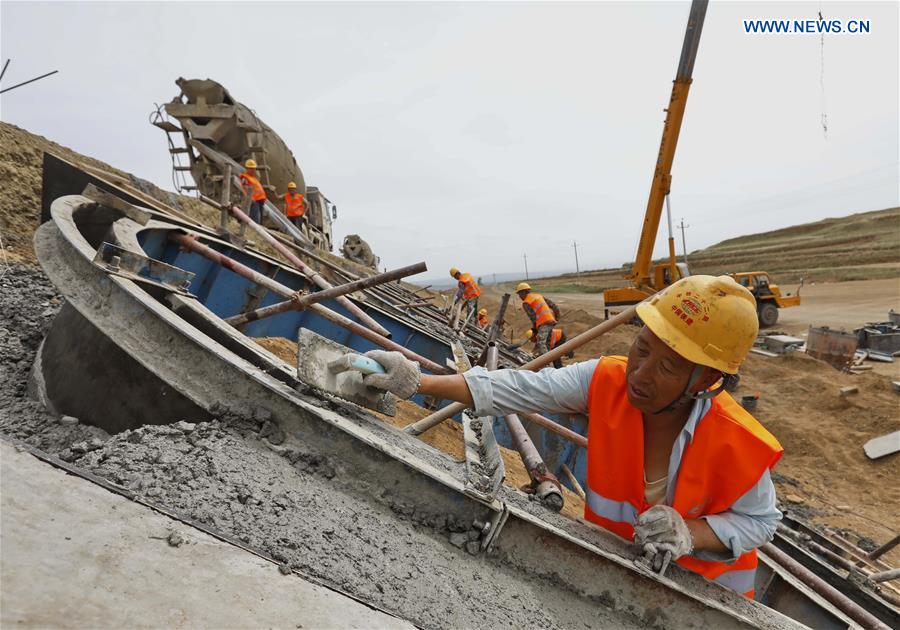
(516, 282), (561, 356)
(524, 327), (571, 368)
(282, 182), (306, 230)
(239, 159), (267, 224)
(361, 275), (783, 598)
(476, 309), (489, 328)
(449, 267), (481, 320)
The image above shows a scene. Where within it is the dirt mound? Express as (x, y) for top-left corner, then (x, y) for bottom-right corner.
(0, 122), (192, 265)
(737, 351), (899, 561)
(253, 336), (300, 365)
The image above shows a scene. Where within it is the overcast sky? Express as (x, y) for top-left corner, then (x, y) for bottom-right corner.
(2, 1), (897, 282)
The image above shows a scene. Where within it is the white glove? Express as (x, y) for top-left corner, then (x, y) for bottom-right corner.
(362, 350), (421, 399)
(634, 505), (693, 571)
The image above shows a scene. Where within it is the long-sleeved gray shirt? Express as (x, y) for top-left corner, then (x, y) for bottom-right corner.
(462, 359), (782, 562)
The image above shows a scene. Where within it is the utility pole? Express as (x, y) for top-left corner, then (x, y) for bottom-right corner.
(523, 253), (529, 280)
(572, 242), (580, 274)
(677, 218), (690, 265)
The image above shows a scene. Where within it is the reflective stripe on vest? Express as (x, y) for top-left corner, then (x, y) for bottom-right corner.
(524, 293), (555, 327)
(585, 486), (638, 525)
(549, 328), (563, 349)
(240, 172), (266, 202)
(459, 273), (481, 299)
(584, 356), (783, 597)
(285, 192), (305, 217)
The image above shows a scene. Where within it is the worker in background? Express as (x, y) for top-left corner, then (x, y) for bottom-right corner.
(282, 182), (306, 231)
(239, 159), (267, 224)
(524, 327), (571, 368)
(361, 276), (782, 598)
(477, 308), (489, 328)
(450, 267), (481, 319)
(516, 282), (561, 356)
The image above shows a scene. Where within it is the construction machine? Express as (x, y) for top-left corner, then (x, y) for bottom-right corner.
(602, 1), (706, 319)
(601, 3), (800, 328)
(730, 272), (802, 327)
(150, 77), (335, 251)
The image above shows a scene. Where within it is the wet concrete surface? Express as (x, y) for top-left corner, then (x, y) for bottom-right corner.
(0, 264), (643, 629)
(1, 441), (414, 630)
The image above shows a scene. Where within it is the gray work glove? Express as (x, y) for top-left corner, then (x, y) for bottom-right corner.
(362, 350), (421, 400)
(634, 505), (693, 572)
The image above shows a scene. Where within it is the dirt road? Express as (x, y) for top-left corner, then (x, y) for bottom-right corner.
(544, 278), (900, 333)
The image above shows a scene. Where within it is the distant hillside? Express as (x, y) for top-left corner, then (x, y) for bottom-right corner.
(494, 207), (900, 294)
(687, 207), (900, 283)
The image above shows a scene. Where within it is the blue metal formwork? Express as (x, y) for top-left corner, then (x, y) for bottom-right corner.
(139, 228), (591, 492)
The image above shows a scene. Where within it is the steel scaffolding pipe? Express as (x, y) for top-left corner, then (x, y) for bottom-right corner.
(223, 262), (427, 326)
(485, 344), (562, 512)
(761, 543), (891, 630)
(169, 233), (450, 375)
(404, 305), (638, 436)
(201, 195), (391, 338)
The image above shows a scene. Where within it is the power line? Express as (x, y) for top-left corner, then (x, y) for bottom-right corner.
(0, 59), (59, 95)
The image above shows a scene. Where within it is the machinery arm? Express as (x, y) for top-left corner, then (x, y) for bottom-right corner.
(628, 0), (708, 288)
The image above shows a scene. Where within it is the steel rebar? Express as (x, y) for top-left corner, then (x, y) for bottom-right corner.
(170, 233), (449, 375)
(404, 305), (637, 436)
(867, 534), (900, 563)
(560, 463), (586, 501)
(224, 262), (426, 326)
(761, 543), (891, 630)
(520, 412), (588, 449)
(200, 194), (391, 338)
(869, 568), (900, 584)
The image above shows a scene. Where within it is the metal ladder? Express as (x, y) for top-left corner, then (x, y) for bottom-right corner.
(149, 104), (197, 194)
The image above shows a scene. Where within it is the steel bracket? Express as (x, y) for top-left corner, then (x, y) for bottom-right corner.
(93, 242), (194, 294)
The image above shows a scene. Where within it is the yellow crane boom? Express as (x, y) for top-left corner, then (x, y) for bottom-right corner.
(604, 0), (708, 315)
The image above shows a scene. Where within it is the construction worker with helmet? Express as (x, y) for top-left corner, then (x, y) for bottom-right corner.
(477, 308), (489, 328)
(239, 158), (267, 224)
(361, 276), (783, 598)
(522, 327), (570, 368)
(282, 182), (306, 231)
(449, 267), (481, 322)
(515, 282), (561, 357)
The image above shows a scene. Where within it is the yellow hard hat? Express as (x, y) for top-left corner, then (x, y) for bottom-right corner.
(636, 275), (758, 374)
(516, 282), (531, 293)
(287, 181), (297, 189)
(449, 267), (460, 277)
(478, 308), (487, 316)
(244, 159), (257, 169)
(525, 329), (534, 339)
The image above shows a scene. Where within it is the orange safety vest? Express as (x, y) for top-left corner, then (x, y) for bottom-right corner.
(284, 192), (305, 217)
(584, 356), (783, 597)
(458, 273), (481, 300)
(523, 292), (556, 327)
(477, 314), (488, 328)
(240, 172), (266, 202)
(549, 328), (564, 349)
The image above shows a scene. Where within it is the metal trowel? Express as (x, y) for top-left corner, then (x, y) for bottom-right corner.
(296, 329), (396, 416)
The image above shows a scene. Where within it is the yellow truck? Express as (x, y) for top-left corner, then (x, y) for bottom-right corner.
(729, 272), (802, 327)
